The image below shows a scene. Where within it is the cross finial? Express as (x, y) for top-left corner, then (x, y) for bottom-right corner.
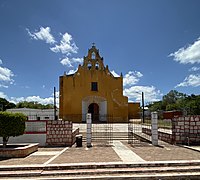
(92, 42), (95, 47)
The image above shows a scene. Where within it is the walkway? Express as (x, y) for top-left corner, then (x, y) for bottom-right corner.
(112, 141), (144, 162)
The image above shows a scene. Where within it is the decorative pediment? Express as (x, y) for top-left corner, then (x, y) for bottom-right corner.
(82, 44), (105, 70)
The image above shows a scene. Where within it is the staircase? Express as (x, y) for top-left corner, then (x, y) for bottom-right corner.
(76, 123), (147, 144)
(1, 161), (200, 179)
(81, 132), (139, 143)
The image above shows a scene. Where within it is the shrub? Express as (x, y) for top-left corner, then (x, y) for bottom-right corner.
(0, 112), (26, 148)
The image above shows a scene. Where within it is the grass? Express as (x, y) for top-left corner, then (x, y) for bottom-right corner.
(131, 119), (172, 129)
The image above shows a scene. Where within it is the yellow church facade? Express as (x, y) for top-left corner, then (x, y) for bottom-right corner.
(59, 45), (139, 123)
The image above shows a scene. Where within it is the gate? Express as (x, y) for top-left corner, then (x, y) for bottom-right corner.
(128, 119), (151, 146)
(90, 115), (113, 146)
(91, 116), (145, 146)
(74, 115), (152, 147)
(128, 119), (142, 145)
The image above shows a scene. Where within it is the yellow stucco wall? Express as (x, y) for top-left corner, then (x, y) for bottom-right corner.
(59, 45), (128, 123)
(128, 102), (140, 119)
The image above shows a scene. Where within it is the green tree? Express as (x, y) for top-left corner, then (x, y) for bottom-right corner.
(0, 112), (26, 148)
(147, 90), (200, 115)
(166, 103), (180, 111)
(163, 90), (186, 104)
(0, 98), (16, 111)
(16, 101), (54, 109)
(182, 94), (200, 115)
(148, 101), (164, 111)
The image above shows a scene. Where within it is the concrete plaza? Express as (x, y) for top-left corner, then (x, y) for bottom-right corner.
(0, 140), (200, 166)
(1, 122), (200, 179)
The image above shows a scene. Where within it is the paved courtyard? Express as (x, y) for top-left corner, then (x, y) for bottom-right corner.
(0, 140), (200, 166)
(0, 122), (200, 167)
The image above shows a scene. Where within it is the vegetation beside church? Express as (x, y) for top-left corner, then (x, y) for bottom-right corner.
(16, 101), (54, 109)
(0, 98), (54, 111)
(0, 112), (26, 148)
(148, 90), (200, 115)
(0, 98), (16, 111)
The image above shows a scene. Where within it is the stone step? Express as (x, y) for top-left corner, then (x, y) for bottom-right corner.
(42, 165), (200, 175)
(81, 138), (138, 143)
(4, 172), (200, 180)
(82, 139), (136, 142)
(36, 172), (200, 179)
(82, 138), (130, 140)
(80, 133), (132, 138)
(1, 161), (200, 171)
(80, 132), (150, 143)
(1, 165), (200, 178)
(81, 135), (142, 141)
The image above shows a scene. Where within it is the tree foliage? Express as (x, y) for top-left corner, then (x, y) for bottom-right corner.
(16, 101), (54, 109)
(0, 112), (26, 148)
(163, 90), (186, 104)
(148, 90), (200, 115)
(0, 98), (54, 111)
(0, 98), (16, 111)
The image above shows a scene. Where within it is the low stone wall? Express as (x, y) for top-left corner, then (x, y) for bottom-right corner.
(142, 128), (173, 144)
(172, 116), (200, 145)
(158, 132), (172, 144)
(46, 120), (73, 146)
(142, 128), (151, 136)
(142, 116), (200, 145)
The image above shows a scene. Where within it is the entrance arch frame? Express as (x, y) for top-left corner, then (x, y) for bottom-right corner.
(82, 96), (107, 122)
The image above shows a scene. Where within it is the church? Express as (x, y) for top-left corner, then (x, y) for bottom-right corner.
(59, 45), (139, 123)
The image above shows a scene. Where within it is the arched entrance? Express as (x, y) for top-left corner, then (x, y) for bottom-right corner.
(82, 96), (107, 122)
(88, 103), (99, 123)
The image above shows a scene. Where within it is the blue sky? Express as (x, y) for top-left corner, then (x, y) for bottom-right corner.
(0, 0), (200, 105)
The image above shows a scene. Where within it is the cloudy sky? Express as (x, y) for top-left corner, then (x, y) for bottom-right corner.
(0, 0), (200, 105)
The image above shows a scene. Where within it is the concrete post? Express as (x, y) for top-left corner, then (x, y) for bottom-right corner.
(86, 113), (92, 148)
(151, 112), (158, 146)
(128, 123), (133, 144)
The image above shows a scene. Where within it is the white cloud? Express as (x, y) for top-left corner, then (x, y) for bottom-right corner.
(27, 27), (80, 66)
(123, 85), (162, 103)
(0, 60), (14, 88)
(176, 74), (200, 87)
(60, 57), (83, 67)
(111, 70), (120, 77)
(10, 92), (59, 107)
(0, 66), (14, 82)
(189, 66), (200, 72)
(123, 71), (143, 86)
(26, 27), (56, 44)
(67, 68), (78, 75)
(10, 97), (25, 103)
(0, 91), (8, 99)
(71, 57), (83, 63)
(169, 37), (200, 64)
(50, 32), (78, 55)
(26, 96), (54, 104)
(60, 57), (72, 67)
(0, 84), (8, 88)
